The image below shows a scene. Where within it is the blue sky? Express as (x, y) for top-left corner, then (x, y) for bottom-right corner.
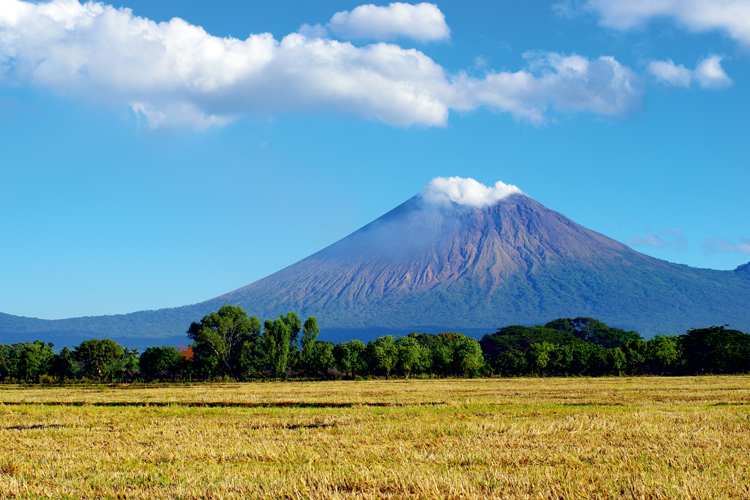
(1, 0), (749, 320)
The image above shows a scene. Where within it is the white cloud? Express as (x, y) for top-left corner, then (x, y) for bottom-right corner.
(702, 237), (750, 254)
(328, 2), (450, 42)
(298, 23), (328, 39)
(648, 59), (693, 87)
(694, 55), (733, 89)
(452, 52), (644, 122)
(628, 227), (688, 251)
(420, 177), (523, 208)
(583, 0), (750, 46)
(649, 55), (732, 89)
(0, 0), (645, 129)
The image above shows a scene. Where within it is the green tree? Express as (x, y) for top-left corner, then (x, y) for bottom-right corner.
(16, 341), (56, 383)
(0, 344), (13, 380)
(396, 336), (424, 378)
(334, 340), (367, 379)
(298, 317), (320, 374)
(545, 317), (642, 349)
(74, 339), (125, 381)
(452, 336), (484, 377)
(679, 326), (750, 374)
(262, 313), (304, 378)
(526, 342), (554, 377)
(607, 347), (627, 376)
(140, 346), (183, 380)
(187, 304), (262, 378)
(53, 347), (81, 380)
(500, 350), (528, 376)
(646, 336), (680, 375)
(308, 341), (337, 378)
(368, 335), (398, 379)
(622, 339), (648, 375)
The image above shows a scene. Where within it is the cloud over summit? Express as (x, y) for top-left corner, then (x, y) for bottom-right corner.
(420, 177), (523, 208)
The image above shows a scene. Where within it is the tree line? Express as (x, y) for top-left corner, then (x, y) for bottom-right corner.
(1, 305), (749, 383)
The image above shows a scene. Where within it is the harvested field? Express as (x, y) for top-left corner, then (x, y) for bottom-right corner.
(2, 376), (749, 499)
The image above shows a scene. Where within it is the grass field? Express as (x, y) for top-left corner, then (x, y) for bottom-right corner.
(2, 377), (750, 499)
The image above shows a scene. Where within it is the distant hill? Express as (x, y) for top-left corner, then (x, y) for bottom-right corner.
(2, 190), (749, 348)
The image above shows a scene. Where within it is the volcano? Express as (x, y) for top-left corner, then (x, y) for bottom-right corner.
(2, 178), (749, 346)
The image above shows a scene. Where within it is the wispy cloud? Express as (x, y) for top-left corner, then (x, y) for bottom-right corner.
(628, 227), (688, 252)
(649, 56), (732, 89)
(0, 0), (645, 130)
(702, 237), (750, 254)
(581, 0), (750, 46)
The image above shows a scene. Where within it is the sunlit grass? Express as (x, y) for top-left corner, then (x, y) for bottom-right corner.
(2, 377), (749, 498)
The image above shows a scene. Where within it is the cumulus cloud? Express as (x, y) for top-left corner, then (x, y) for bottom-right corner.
(0, 0), (645, 129)
(627, 227), (688, 251)
(649, 56), (732, 89)
(582, 0), (750, 46)
(328, 2), (450, 42)
(452, 52), (644, 123)
(420, 177), (523, 208)
(702, 237), (750, 254)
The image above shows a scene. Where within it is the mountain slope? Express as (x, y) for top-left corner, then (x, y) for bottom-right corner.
(213, 193), (750, 334)
(1, 191), (749, 346)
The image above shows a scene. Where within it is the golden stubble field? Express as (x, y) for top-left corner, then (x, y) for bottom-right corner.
(1, 377), (749, 499)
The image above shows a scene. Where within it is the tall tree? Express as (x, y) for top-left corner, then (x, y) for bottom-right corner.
(646, 336), (680, 375)
(263, 315), (295, 378)
(298, 316), (320, 373)
(15, 341), (56, 383)
(187, 304), (262, 378)
(368, 335), (398, 379)
(396, 336), (424, 378)
(74, 339), (125, 380)
(334, 340), (367, 379)
(452, 336), (484, 377)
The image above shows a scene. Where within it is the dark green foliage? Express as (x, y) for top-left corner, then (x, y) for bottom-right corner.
(679, 326), (750, 374)
(52, 347), (80, 380)
(3, 313), (749, 382)
(544, 317), (642, 348)
(306, 341), (337, 378)
(74, 339), (125, 380)
(140, 346), (183, 380)
(483, 318), (656, 377)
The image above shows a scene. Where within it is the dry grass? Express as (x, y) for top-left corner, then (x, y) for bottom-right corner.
(1, 377), (749, 499)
